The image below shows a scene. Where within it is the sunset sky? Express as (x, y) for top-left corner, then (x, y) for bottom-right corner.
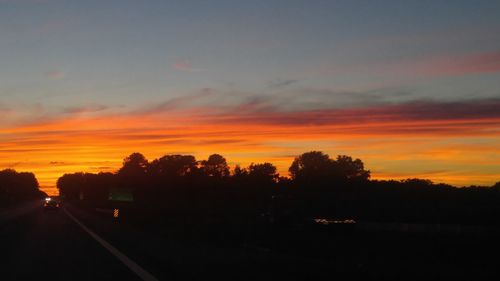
(1, 0), (500, 195)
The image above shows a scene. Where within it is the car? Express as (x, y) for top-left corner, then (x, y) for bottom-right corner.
(44, 199), (60, 211)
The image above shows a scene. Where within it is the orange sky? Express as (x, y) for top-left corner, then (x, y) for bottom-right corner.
(1, 101), (500, 196)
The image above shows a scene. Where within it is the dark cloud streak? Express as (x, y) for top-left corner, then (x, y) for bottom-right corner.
(268, 79), (299, 89)
(200, 98), (500, 135)
(63, 104), (109, 114)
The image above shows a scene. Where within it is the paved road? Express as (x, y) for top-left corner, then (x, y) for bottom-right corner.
(0, 202), (331, 281)
(0, 202), (142, 281)
(5, 201), (500, 281)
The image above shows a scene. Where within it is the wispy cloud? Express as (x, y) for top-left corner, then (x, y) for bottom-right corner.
(62, 104), (109, 114)
(46, 70), (65, 80)
(419, 51), (500, 76)
(196, 98), (500, 136)
(147, 86), (402, 113)
(4, 97), (500, 143)
(308, 50), (500, 82)
(137, 88), (214, 114)
(268, 79), (299, 89)
(173, 59), (205, 72)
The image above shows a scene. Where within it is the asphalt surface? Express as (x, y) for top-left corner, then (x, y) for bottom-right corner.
(0, 202), (141, 281)
(3, 201), (500, 281)
(0, 202), (327, 281)
(0, 202), (326, 280)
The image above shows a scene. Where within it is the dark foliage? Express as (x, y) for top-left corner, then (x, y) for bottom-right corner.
(57, 151), (500, 226)
(0, 169), (46, 204)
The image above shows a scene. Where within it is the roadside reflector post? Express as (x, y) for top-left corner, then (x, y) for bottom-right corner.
(113, 209), (119, 219)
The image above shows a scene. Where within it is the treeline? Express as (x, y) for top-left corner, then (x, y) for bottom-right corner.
(57, 151), (500, 225)
(0, 169), (46, 205)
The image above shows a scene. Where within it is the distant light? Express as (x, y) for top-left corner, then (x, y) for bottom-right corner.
(313, 218), (356, 225)
(45, 197), (51, 201)
(113, 209), (119, 218)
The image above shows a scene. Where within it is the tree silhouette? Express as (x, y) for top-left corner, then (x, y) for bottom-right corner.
(289, 151), (333, 182)
(0, 169), (45, 202)
(55, 150), (500, 228)
(149, 154), (198, 178)
(402, 178), (434, 188)
(289, 151), (369, 184)
(248, 163), (279, 184)
(200, 154), (230, 178)
(57, 172), (116, 201)
(58, 172), (81, 200)
(233, 165), (248, 177)
(118, 152), (149, 176)
(332, 155), (370, 182)
(117, 153), (149, 191)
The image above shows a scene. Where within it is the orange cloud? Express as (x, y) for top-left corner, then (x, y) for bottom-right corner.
(1, 99), (499, 194)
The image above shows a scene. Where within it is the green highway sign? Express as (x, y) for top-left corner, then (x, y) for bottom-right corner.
(108, 188), (134, 202)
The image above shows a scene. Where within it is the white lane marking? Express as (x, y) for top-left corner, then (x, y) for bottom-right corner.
(63, 207), (159, 281)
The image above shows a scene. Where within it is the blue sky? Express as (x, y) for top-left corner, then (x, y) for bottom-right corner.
(2, 0), (500, 110)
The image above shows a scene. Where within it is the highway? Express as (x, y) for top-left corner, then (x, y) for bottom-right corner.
(3, 201), (500, 281)
(0, 202), (143, 281)
(0, 202), (327, 281)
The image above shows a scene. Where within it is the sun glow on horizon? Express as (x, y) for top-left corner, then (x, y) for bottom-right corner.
(2, 102), (500, 195)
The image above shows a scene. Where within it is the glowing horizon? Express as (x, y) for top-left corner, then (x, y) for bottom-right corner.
(2, 98), (500, 195)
